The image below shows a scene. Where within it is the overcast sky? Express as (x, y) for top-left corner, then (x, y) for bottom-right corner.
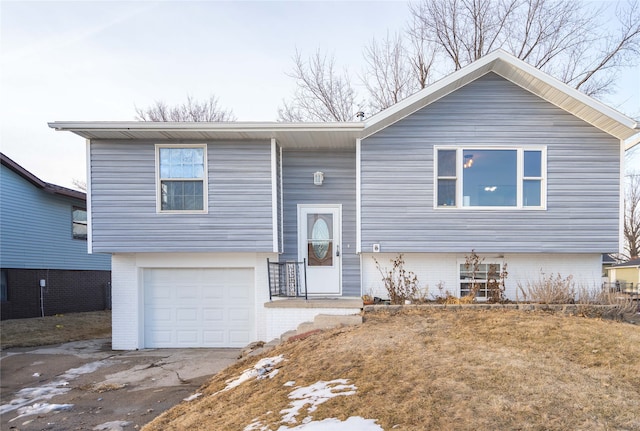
(1, 0), (638, 189)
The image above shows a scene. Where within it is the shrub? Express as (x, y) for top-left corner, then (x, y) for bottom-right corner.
(373, 254), (419, 305)
(517, 272), (576, 304)
(576, 286), (639, 320)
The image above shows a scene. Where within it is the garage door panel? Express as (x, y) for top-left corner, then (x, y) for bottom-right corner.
(178, 286), (199, 299)
(149, 308), (173, 324)
(203, 308), (224, 322)
(148, 330), (173, 345)
(177, 330), (199, 344)
(144, 268), (254, 348)
(176, 308), (198, 323)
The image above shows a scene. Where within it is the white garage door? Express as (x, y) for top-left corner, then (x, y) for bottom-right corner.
(143, 268), (254, 348)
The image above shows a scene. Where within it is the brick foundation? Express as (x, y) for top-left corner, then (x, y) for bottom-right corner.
(0, 269), (111, 320)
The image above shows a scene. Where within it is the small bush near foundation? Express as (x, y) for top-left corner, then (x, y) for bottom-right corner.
(576, 286), (639, 319)
(373, 254), (419, 305)
(517, 272), (576, 304)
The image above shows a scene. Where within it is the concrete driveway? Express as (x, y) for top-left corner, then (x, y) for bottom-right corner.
(0, 339), (241, 430)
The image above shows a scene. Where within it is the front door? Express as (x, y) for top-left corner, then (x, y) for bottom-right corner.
(298, 205), (341, 295)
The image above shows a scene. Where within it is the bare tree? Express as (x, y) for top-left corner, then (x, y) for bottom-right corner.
(72, 179), (87, 192)
(410, 0), (640, 97)
(407, 16), (438, 91)
(135, 95), (236, 122)
(278, 49), (358, 122)
(623, 172), (640, 259)
(283, 1), (638, 121)
(362, 32), (417, 113)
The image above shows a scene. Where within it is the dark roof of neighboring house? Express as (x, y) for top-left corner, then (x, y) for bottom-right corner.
(611, 258), (640, 268)
(0, 152), (86, 201)
(602, 254), (617, 264)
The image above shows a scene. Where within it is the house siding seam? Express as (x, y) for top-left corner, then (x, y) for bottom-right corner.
(360, 73), (620, 253)
(281, 149), (360, 297)
(89, 140), (273, 253)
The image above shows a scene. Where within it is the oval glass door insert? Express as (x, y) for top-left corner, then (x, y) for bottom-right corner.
(312, 218), (330, 259)
(307, 214), (333, 266)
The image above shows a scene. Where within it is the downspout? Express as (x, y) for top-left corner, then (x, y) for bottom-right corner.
(356, 138), (362, 296)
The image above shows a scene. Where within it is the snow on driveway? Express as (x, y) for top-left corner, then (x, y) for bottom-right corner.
(0, 359), (113, 422)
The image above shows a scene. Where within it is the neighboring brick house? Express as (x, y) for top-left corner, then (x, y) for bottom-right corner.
(0, 153), (111, 319)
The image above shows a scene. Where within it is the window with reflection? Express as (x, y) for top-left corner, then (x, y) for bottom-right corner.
(435, 147), (545, 208)
(157, 146), (207, 212)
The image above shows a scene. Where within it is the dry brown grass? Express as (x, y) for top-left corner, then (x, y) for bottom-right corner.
(0, 310), (111, 349)
(143, 308), (640, 431)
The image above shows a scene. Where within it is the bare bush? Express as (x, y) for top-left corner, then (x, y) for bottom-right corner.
(373, 254), (419, 304)
(517, 272), (576, 304)
(577, 286), (639, 319)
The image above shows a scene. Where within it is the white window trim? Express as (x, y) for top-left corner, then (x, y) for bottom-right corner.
(457, 258), (505, 301)
(434, 146), (547, 210)
(155, 144), (208, 214)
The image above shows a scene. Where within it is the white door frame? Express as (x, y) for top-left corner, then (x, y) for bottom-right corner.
(297, 204), (342, 296)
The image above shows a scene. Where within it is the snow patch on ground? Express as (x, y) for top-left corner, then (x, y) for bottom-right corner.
(243, 379), (383, 431)
(93, 420), (133, 430)
(8, 402), (73, 422)
(215, 355), (284, 395)
(183, 392), (202, 402)
(0, 359), (113, 418)
(277, 417), (383, 430)
(280, 380), (357, 424)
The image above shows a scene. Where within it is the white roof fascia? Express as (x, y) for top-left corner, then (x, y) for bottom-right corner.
(362, 49), (638, 140)
(48, 121), (365, 133)
(624, 131), (640, 151)
(492, 52), (637, 130)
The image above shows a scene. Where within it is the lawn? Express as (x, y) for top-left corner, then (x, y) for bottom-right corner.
(143, 308), (640, 431)
(0, 310), (111, 349)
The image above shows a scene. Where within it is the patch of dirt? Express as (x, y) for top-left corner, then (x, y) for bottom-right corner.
(143, 308), (640, 431)
(0, 311), (111, 349)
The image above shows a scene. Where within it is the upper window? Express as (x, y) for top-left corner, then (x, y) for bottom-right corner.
(72, 207), (88, 240)
(436, 147), (545, 209)
(156, 145), (207, 213)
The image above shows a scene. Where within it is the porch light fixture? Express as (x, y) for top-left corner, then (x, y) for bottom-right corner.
(313, 171), (324, 186)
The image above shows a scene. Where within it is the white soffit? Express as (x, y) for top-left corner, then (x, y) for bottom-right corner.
(47, 122), (365, 149)
(362, 49), (638, 142)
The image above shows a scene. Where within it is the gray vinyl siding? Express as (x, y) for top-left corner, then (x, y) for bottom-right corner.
(90, 140), (273, 252)
(361, 72), (620, 253)
(0, 166), (111, 270)
(281, 149), (360, 296)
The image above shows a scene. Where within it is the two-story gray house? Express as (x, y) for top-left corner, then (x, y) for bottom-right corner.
(50, 50), (639, 349)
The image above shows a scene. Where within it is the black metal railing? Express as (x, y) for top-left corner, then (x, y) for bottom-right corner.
(267, 259), (307, 300)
